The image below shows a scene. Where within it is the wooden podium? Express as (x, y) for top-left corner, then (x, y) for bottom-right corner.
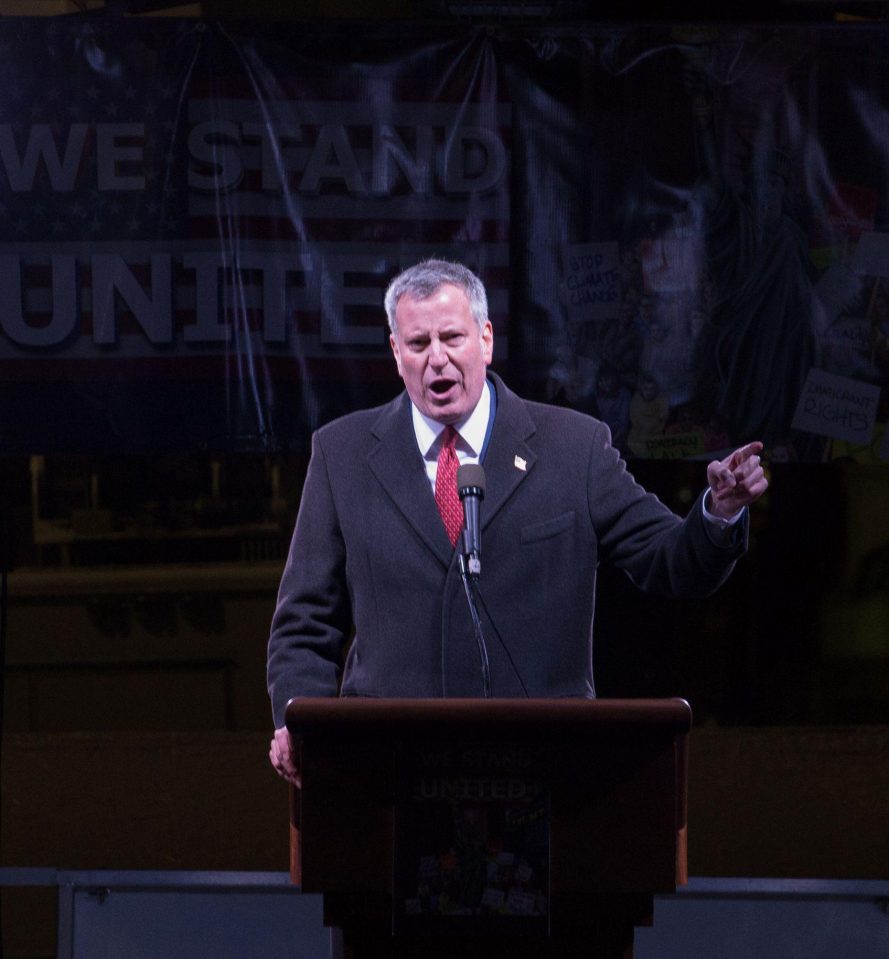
(285, 698), (691, 959)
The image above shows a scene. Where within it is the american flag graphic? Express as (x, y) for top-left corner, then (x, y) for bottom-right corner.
(0, 19), (511, 452)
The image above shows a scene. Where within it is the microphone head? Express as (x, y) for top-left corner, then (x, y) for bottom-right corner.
(457, 463), (486, 499)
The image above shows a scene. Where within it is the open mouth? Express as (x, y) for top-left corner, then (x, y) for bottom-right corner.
(429, 378), (457, 396)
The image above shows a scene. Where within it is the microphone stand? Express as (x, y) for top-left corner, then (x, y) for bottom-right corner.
(454, 465), (529, 698)
(456, 465), (490, 697)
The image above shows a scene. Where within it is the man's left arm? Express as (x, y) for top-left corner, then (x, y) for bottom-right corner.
(591, 428), (767, 597)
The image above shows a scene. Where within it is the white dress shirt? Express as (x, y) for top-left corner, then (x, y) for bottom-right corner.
(410, 379), (492, 492)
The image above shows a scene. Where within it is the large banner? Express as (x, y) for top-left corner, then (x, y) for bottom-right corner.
(2, 18), (888, 461)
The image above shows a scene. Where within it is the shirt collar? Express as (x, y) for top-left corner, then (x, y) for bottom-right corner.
(411, 379), (492, 458)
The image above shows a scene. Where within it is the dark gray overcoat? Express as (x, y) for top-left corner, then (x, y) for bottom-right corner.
(267, 373), (746, 726)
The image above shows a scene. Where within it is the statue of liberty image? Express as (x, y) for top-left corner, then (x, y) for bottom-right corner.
(684, 50), (822, 453)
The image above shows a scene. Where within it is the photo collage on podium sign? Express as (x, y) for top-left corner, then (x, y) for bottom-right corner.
(393, 742), (550, 937)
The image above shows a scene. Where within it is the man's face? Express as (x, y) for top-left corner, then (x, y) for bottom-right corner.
(390, 283), (493, 424)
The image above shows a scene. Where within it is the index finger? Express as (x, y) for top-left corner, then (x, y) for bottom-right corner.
(729, 441), (763, 467)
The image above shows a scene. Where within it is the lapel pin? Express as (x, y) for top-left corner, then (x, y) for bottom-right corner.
(514, 455), (527, 471)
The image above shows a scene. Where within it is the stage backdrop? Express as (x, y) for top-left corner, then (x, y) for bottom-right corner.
(2, 17), (888, 461)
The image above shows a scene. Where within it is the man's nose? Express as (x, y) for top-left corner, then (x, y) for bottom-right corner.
(429, 339), (447, 367)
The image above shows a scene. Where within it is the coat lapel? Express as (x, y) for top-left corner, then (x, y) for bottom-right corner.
(366, 392), (455, 569)
(481, 373), (538, 528)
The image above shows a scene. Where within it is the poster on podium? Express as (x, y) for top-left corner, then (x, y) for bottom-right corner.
(393, 742), (550, 938)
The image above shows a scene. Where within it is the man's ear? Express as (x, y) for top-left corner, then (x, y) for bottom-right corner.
(389, 332), (403, 377)
(481, 320), (494, 365)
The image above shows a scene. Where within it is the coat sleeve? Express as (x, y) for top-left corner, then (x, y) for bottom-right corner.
(267, 431), (350, 726)
(586, 420), (748, 598)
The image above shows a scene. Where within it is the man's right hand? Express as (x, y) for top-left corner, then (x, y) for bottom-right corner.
(269, 726), (301, 786)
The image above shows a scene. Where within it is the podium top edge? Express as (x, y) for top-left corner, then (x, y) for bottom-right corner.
(285, 697), (692, 734)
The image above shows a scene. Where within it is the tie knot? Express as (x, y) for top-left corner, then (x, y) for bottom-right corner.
(442, 424), (458, 449)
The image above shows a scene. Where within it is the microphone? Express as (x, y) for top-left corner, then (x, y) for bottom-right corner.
(457, 463), (485, 577)
(456, 463), (489, 695)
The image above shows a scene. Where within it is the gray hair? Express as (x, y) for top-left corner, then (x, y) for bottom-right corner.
(384, 259), (489, 335)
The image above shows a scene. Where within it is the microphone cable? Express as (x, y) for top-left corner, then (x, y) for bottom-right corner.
(473, 582), (530, 698)
(458, 554), (491, 697)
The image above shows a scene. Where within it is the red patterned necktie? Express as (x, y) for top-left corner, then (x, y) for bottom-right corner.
(435, 425), (463, 546)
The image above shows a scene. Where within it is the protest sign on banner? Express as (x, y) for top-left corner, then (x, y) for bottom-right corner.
(561, 243), (621, 323)
(791, 369), (881, 444)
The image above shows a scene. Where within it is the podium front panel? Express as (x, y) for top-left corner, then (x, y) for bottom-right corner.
(286, 698), (690, 940)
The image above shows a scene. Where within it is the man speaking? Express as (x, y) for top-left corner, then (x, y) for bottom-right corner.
(268, 259), (767, 783)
